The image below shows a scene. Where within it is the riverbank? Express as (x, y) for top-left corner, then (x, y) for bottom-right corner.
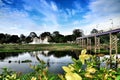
(0, 43), (81, 53)
(0, 43), (120, 53)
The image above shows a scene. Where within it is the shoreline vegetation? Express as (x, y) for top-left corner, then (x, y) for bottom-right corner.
(0, 49), (120, 80)
(0, 43), (81, 53)
(0, 43), (120, 53)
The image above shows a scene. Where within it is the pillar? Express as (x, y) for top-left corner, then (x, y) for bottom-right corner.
(83, 39), (86, 49)
(87, 38), (91, 50)
(109, 33), (118, 60)
(94, 36), (100, 53)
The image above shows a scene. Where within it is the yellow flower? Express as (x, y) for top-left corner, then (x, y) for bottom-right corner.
(65, 72), (82, 80)
(58, 74), (65, 80)
(85, 73), (93, 78)
(86, 67), (96, 74)
(79, 49), (90, 64)
(11, 74), (16, 79)
(62, 66), (72, 73)
(68, 64), (75, 71)
(81, 49), (87, 55)
(31, 77), (36, 80)
(104, 74), (108, 80)
(6, 75), (11, 78)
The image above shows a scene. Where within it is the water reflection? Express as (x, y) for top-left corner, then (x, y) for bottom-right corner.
(0, 52), (21, 60)
(0, 51), (119, 74)
(0, 51), (80, 74)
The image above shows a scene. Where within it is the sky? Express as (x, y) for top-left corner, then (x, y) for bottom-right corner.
(0, 0), (120, 36)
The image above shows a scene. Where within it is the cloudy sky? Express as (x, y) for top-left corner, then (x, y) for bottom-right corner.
(0, 0), (120, 36)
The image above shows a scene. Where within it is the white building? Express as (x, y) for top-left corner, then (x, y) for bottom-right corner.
(29, 37), (49, 44)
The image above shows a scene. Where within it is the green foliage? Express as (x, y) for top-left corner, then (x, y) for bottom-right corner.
(0, 68), (20, 80)
(60, 49), (120, 80)
(29, 32), (38, 38)
(91, 28), (98, 34)
(0, 33), (5, 44)
(73, 29), (83, 38)
(0, 49), (120, 80)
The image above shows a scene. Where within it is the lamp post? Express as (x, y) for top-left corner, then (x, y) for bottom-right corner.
(109, 19), (113, 29)
(96, 24), (99, 29)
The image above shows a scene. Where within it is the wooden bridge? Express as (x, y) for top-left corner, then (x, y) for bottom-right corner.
(76, 28), (120, 57)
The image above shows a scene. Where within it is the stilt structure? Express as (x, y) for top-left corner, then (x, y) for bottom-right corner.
(94, 36), (100, 53)
(76, 28), (120, 54)
(76, 28), (120, 68)
(109, 33), (118, 59)
(82, 39), (86, 49)
(79, 39), (82, 49)
(109, 33), (118, 68)
(87, 38), (91, 50)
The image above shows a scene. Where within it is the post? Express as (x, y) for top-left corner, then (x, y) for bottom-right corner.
(83, 39), (86, 49)
(82, 39), (84, 49)
(80, 39), (82, 49)
(87, 38), (91, 50)
(109, 33), (118, 68)
(94, 36), (100, 53)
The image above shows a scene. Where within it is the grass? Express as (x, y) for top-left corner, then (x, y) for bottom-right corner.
(0, 43), (120, 53)
(0, 43), (82, 53)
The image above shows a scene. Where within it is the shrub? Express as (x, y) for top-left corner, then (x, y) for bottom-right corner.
(0, 49), (120, 80)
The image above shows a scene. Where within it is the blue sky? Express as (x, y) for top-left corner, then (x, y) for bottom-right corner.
(0, 0), (120, 36)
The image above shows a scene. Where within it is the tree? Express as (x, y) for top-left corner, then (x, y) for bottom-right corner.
(40, 32), (51, 40)
(0, 33), (5, 44)
(57, 34), (65, 43)
(65, 35), (75, 42)
(117, 33), (120, 45)
(72, 29), (83, 41)
(73, 29), (83, 37)
(20, 34), (26, 43)
(4, 34), (11, 43)
(118, 33), (120, 39)
(51, 31), (65, 43)
(29, 32), (37, 38)
(9, 35), (20, 43)
(100, 35), (109, 44)
(91, 29), (98, 34)
(52, 31), (59, 37)
(40, 32), (51, 37)
(25, 36), (32, 43)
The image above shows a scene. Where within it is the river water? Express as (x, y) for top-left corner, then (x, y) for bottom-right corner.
(0, 51), (120, 74)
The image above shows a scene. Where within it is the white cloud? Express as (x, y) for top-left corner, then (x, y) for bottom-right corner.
(51, 1), (58, 11)
(22, 0), (59, 25)
(74, 1), (83, 12)
(73, 21), (80, 25)
(84, 0), (120, 22)
(0, 0), (61, 36)
(82, 0), (120, 35)
(0, 0), (84, 36)
(1, 0), (120, 36)
(0, 8), (42, 35)
(39, 1), (59, 25)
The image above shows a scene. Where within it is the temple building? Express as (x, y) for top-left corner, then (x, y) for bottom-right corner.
(29, 37), (49, 44)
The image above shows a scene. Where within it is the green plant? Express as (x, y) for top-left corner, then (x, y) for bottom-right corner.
(28, 54), (60, 80)
(59, 49), (120, 80)
(0, 68), (20, 80)
(0, 49), (120, 80)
